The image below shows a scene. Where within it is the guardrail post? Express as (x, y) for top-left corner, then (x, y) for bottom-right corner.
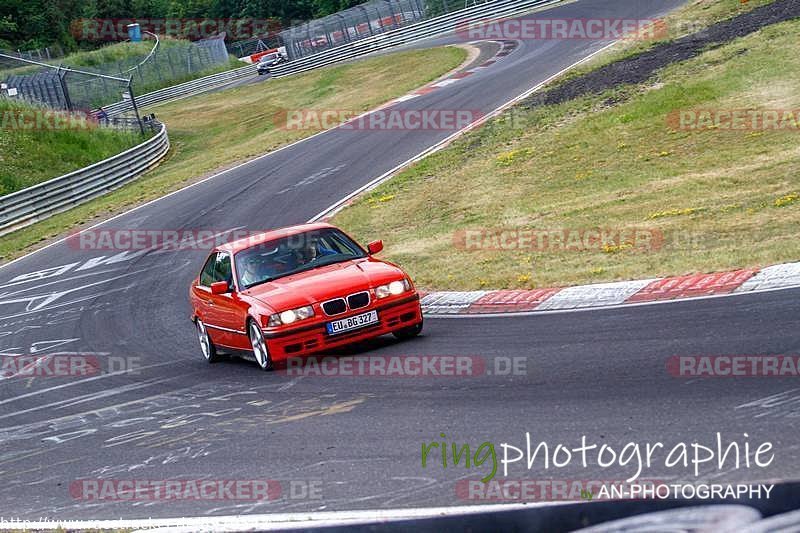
(126, 79), (146, 136)
(57, 66), (73, 111)
(357, 5), (375, 36)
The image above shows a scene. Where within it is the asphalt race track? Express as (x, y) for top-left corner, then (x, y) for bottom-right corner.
(4, 0), (799, 522)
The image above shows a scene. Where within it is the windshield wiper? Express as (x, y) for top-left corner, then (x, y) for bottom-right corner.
(314, 255), (363, 267)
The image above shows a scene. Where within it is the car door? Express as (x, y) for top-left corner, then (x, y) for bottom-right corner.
(207, 252), (248, 348)
(194, 252), (225, 344)
(194, 252), (244, 347)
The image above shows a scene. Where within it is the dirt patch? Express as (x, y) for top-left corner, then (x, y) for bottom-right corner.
(523, 0), (800, 108)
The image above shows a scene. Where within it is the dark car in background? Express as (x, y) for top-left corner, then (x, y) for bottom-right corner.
(257, 52), (288, 75)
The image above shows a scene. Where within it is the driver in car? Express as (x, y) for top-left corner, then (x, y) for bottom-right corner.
(240, 255), (263, 287)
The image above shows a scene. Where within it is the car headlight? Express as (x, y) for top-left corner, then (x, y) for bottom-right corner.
(376, 278), (411, 299)
(267, 305), (315, 326)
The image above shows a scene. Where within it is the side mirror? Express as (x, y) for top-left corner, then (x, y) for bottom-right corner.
(210, 281), (230, 295)
(367, 240), (384, 255)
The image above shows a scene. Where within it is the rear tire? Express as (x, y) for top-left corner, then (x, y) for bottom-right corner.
(393, 320), (423, 340)
(249, 320), (273, 371)
(196, 319), (222, 363)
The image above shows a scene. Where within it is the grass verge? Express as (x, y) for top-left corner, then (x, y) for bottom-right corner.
(332, 0), (800, 290)
(0, 46), (467, 262)
(0, 99), (144, 195)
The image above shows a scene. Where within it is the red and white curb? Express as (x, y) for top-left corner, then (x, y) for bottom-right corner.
(420, 261), (800, 315)
(736, 262), (800, 292)
(423, 40), (518, 91)
(324, 41), (517, 141)
(379, 40), (519, 105)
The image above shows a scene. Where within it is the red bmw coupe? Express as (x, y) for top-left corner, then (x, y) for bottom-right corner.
(189, 223), (423, 370)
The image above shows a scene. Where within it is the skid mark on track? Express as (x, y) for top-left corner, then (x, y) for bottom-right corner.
(263, 397), (366, 425)
(734, 388), (800, 419)
(4, 456), (82, 480)
(0, 385), (370, 485)
(90, 445), (215, 477)
(0, 361), (175, 411)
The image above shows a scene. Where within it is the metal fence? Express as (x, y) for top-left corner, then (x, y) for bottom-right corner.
(227, 37), (281, 59)
(271, 0), (562, 75)
(0, 122), (170, 236)
(225, 0), (435, 61)
(0, 38), (231, 113)
(279, 0), (428, 60)
(101, 64), (258, 116)
(10, 44), (66, 62)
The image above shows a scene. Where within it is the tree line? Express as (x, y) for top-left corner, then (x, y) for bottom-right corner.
(1, 0), (368, 51)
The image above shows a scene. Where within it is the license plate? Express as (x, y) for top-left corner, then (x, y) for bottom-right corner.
(326, 310), (378, 335)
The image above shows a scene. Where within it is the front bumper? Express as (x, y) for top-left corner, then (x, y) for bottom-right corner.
(262, 294), (422, 360)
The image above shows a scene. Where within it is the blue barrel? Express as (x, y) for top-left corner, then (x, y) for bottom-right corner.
(127, 23), (142, 42)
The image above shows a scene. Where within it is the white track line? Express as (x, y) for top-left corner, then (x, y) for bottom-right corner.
(0, 502), (566, 531)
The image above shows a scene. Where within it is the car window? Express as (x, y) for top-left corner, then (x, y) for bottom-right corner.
(199, 253), (218, 286)
(214, 253), (232, 285)
(235, 228), (367, 289)
(317, 231), (363, 256)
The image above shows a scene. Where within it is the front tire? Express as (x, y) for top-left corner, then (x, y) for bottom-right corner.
(196, 319), (222, 363)
(249, 320), (273, 371)
(393, 320), (423, 340)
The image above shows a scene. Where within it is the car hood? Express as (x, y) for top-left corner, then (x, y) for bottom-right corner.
(241, 258), (406, 312)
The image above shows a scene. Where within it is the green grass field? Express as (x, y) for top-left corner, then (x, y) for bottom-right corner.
(333, 2), (800, 290)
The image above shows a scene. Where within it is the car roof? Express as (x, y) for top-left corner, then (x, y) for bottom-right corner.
(216, 222), (338, 254)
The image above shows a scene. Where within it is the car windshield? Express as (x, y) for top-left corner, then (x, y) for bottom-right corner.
(260, 54), (277, 62)
(234, 228), (367, 289)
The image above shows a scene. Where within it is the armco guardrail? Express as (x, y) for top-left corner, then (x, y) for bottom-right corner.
(104, 0), (562, 116)
(0, 123), (170, 236)
(103, 65), (258, 116)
